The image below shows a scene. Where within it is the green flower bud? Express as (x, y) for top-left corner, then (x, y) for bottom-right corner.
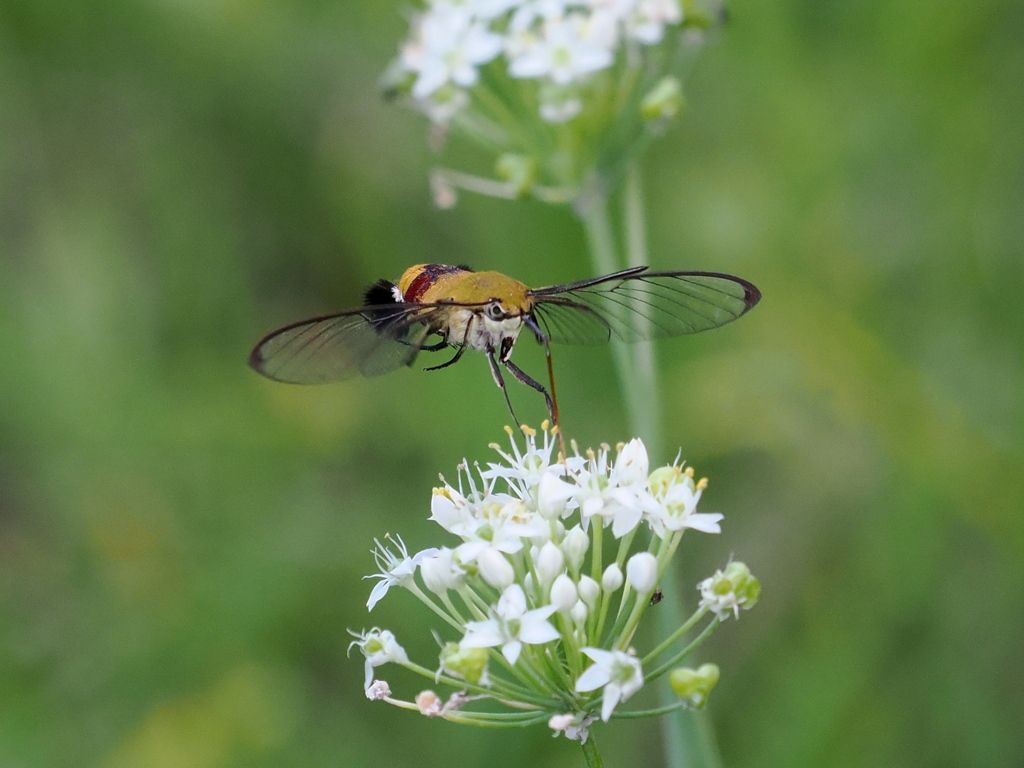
(440, 643), (489, 685)
(647, 465), (680, 499)
(640, 77), (685, 123)
(669, 663), (720, 707)
(495, 154), (537, 198)
(722, 561), (761, 609)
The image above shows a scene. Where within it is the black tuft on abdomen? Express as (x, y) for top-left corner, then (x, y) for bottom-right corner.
(364, 279), (398, 307)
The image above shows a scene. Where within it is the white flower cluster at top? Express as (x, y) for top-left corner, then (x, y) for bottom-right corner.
(352, 425), (758, 735)
(394, 0), (686, 124)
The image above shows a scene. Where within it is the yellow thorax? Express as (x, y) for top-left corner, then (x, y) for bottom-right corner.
(398, 265), (533, 312)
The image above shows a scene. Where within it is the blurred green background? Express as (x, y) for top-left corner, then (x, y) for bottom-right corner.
(2, 0), (1022, 766)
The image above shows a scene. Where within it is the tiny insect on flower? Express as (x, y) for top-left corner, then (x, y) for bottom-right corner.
(249, 265), (760, 429)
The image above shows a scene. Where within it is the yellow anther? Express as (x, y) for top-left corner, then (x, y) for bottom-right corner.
(616, 442), (625, 452)
(504, 425), (514, 436)
(521, 424), (537, 437)
(684, 466), (695, 478)
(697, 478), (708, 490)
(541, 419), (551, 431)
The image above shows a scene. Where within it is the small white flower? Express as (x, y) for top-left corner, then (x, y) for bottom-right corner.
(538, 470), (578, 518)
(365, 535), (438, 611)
(508, 13), (616, 86)
(461, 584), (560, 664)
(571, 445), (643, 535)
(430, 484), (473, 532)
(349, 628), (409, 690)
(612, 439), (649, 486)
(644, 466), (722, 539)
(697, 562), (760, 620)
(624, 0), (683, 45)
(483, 425), (565, 499)
(575, 647), (644, 721)
(402, 9), (503, 99)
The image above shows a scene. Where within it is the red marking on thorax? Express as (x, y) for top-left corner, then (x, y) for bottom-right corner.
(403, 264), (464, 303)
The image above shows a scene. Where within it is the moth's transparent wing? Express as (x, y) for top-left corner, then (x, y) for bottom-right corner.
(529, 269), (761, 345)
(249, 304), (441, 383)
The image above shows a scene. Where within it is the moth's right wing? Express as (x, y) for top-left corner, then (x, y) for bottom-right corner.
(248, 303), (445, 383)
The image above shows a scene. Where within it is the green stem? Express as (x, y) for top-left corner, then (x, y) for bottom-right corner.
(578, 162), (722, 768)
(642, 606), (709, 666)
(577, 184), (646, 438)
(581, 733), (604, 768)
(622, 162), (662, 459)
(645, 618), (721, 683)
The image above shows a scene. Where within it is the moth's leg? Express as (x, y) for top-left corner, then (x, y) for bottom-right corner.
(502, 357), (555, 427)
(423, 343), (466, 371)
(488, 350), (519, 427)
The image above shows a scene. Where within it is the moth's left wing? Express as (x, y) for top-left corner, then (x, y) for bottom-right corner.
(249, 303), (443, 383)
(528, 268), (761, 345)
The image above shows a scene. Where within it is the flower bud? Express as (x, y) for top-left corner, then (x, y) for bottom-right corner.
(430, 171), (458, 210)
(495, 153), (537, 198)
(420, 548), (465, 595)
(640, 76), (685, 123)
(601, 563), (624, 593)
(647, 465), (680, 500)
(477, 549), (515, 589)
(440, 642), (490, 685)
(577, 575), (600, 608)
(536, 541), (564, 586)
(550, 573), (578, 613)
(669, 663), (720, 708)
(570, 599), (588, 628)
(365, 679), (391, 700)
(416, 690), (443, 716)
(626, 552), (658, 594)
(561, 526), (589, 573)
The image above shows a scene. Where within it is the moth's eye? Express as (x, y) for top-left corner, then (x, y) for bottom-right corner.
(485, 302), (506, 321)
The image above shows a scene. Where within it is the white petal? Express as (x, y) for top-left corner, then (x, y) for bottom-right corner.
(611, 503), (643, 538)
(366, 579), (391, 612)
(575, 664), (611, 692)
(686, 512), (723, 533)
(502, 639), (523, 665)
(600, 683), (622, 721)
(519, 613), (560, 644)
(581, 647), (616, 666)
(497, 584), (528, 618)
(461, 619), (503, 648)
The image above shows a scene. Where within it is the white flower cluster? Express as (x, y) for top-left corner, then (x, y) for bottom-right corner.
(395, 0), (685, 124)
(352, 425), (755, 732)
